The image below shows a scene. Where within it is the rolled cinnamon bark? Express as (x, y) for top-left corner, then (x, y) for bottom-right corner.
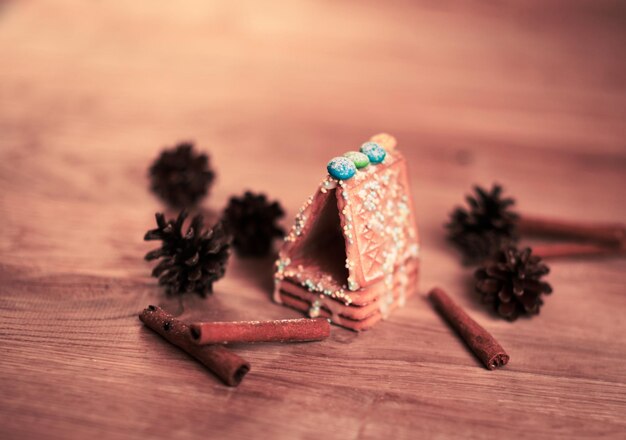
(428, 287), (509, 370)
(139, 306), (250, 386)
(533, 242), (626, 260)
(518, 215), (625, 246)
(189, 318), (330, 345)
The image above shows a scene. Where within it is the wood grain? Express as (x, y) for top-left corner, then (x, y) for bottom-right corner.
(1, 0), (625, 439)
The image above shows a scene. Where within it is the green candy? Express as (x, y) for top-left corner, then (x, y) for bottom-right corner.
(343, 151), (370, 169)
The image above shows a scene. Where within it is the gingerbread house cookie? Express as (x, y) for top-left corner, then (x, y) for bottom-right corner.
(273, 134), (420, 331)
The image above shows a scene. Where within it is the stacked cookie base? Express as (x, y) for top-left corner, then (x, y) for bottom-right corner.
(275, 259), (419, 331)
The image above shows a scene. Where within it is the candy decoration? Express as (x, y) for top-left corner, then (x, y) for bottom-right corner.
(343, 151), (370, 169)
(360, 142), (386, 164)
(370, 133), (397, 151)
(327, 157), (357, 180)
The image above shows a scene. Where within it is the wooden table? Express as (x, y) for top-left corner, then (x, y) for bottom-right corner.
(1, 1), (625, 438)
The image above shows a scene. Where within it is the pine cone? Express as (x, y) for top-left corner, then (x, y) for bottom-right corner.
(446, 184), (519, 264)
(149, 142), (215, 208)
(222, 191), (285, 257)
(144, 211), (231, 296)
(475, 246), (552, 321)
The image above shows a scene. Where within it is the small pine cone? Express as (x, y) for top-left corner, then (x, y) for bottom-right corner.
(149, 142), (215, 208)
(144, 211), (231, 296)
(222, 191), (285, 257)
(475, 246), (553, 321)
(446, 184), (520, 264)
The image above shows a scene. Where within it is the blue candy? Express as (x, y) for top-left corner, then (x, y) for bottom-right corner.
(327, 156), (357, 180)
(360, 142), (386, 164)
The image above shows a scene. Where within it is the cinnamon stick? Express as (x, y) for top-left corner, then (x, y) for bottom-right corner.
(190, 318), (330, 345)
(518, 215), (625, 246)
(428, 287), (509, 370)
(138, 306), (250, 386)
(533, 242), (626, 260)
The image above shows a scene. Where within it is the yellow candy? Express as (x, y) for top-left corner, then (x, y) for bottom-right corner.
(370, 133), (397, 151)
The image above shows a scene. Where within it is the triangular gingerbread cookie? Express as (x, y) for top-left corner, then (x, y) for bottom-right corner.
(274, 134), (420, 330)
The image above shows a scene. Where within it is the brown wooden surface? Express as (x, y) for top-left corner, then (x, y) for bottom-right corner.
(1, 1), (626, 439)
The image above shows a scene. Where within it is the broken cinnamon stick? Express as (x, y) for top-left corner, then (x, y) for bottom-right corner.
(138, 306), (250, 386)
(190, 318), (330, 345)
(518, 215), (625, 246)
(533, 242), (626, 260)
(428, 287), (509, 370)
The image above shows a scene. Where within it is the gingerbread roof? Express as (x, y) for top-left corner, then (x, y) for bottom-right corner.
(274, 134), (420, 305)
